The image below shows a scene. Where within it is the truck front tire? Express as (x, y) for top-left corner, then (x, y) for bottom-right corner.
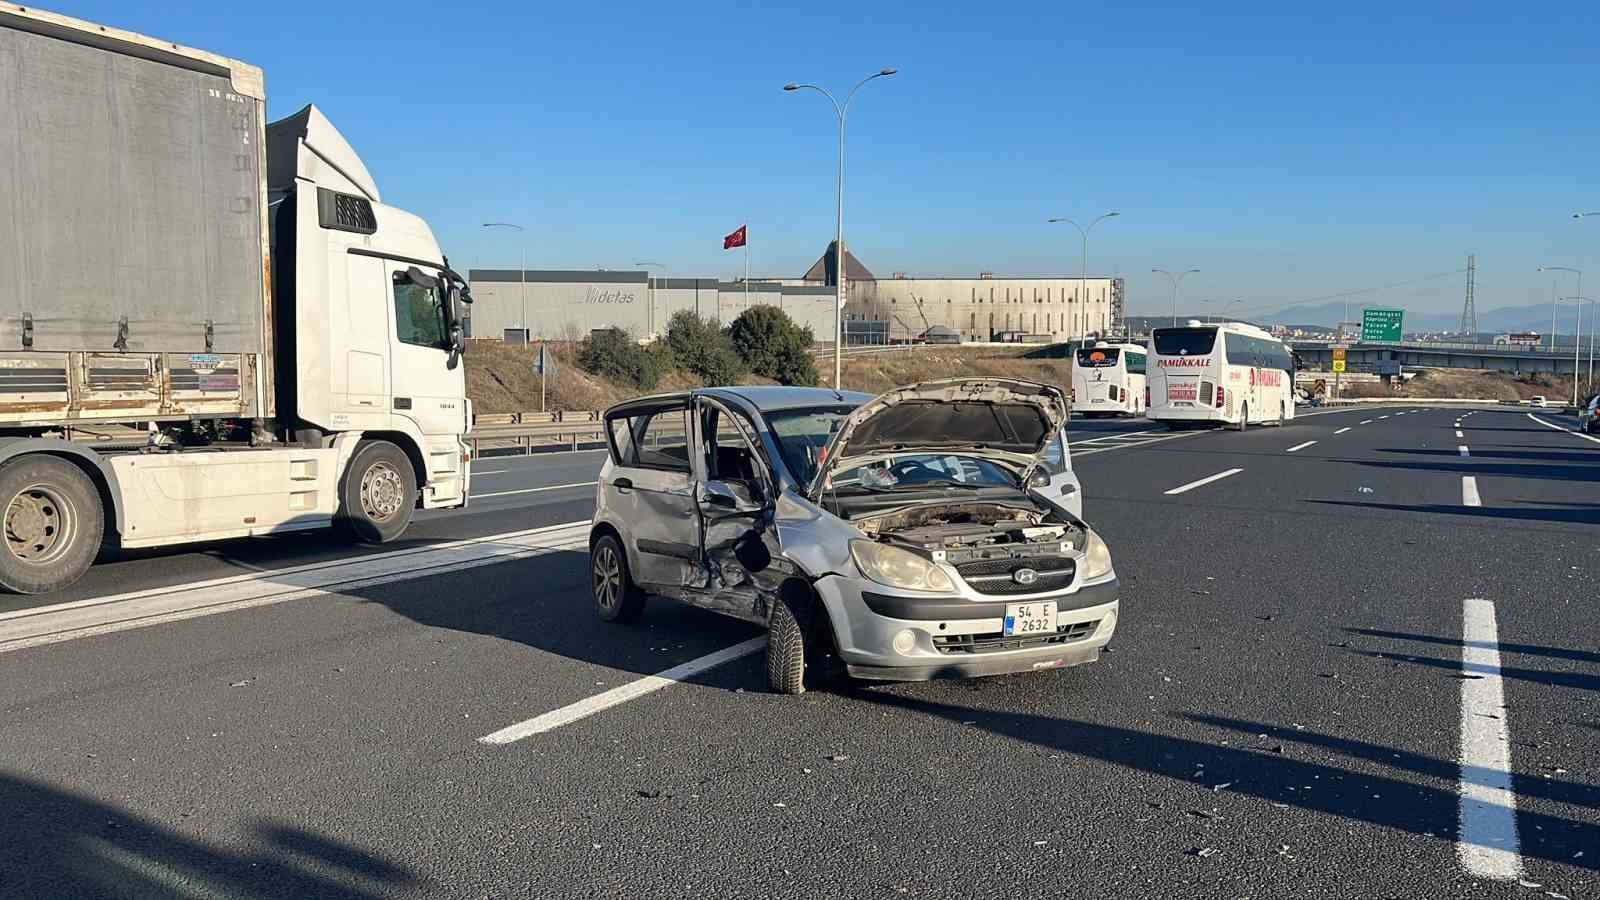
(0, 456), (105, 594)
(339, 441), (416, 543)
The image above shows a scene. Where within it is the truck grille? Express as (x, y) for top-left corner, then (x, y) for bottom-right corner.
(933, 619), (1100, 655)
(955, 556), (1075, 595)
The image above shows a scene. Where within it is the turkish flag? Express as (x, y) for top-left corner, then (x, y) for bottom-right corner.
(723, 224), (747, 250)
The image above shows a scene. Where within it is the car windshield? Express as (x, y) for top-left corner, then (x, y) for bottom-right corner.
(829, 453), (1017, 492)
(764, 405), (856, 487)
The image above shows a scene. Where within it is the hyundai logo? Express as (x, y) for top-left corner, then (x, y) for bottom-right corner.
(1012, 568), (1038, 586)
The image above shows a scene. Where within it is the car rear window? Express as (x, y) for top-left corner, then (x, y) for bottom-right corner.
(1076, 347), (1120, 367)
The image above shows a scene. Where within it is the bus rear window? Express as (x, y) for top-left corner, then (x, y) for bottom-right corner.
(1153, 328), (1217, 356)
(1076, 347), (1120, 367)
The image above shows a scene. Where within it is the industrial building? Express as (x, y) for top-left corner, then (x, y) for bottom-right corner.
(467, 242), (1124, 346)
(805, 242), (1124, 343)
(465, 270), (837, 343)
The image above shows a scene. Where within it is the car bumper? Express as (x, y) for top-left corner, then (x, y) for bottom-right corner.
(813, 574), (1119, 683)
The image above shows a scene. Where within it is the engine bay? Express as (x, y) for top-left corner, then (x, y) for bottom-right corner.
(855, 502), (1087, 564)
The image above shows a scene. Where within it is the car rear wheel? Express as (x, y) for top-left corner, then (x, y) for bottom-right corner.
(591, 533), (645, 623)
(1237, 403), (1249, 432)
(0, 456), (104, 594)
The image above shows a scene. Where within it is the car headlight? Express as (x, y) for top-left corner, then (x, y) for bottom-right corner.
(1081, 529), (1115, 581)
(850, 540), (955, 592)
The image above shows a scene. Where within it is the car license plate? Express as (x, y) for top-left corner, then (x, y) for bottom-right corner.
(1004, 600), (1057, 636)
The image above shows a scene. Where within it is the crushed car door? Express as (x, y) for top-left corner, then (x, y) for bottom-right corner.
(691, 397), (782, 624)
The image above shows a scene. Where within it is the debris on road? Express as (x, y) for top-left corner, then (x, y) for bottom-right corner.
(1357, 486), (1374, 493)
(827, 754), (849, 763)
(1184, 847), (1219, 858)
(1212, 782), (1234, 792)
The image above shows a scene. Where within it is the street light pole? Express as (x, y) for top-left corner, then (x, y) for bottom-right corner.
(785, 69), (897, 389)
(1153, 268), (1200, 327)
(483, 222), (526, 341)
(1047, 212), (1119, 339)
(1540, 267), (1582, 394)
(636, 261), (668, 337)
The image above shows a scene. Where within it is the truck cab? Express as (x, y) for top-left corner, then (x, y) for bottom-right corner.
(267, 105), (471, 511)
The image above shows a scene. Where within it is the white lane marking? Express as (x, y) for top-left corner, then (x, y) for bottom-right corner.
(1462, 477), (1481, 507)
(1333, 427), (1351, 435)
(1163, 468), (1244, 495)
(479, 637), (768, 745)
(1360, 419), (1374, 425)
(1073, 430), (1204, 457)
(1286, 440), (1318, 453)
(1458, 445), (1470, 457)
(1457, 598), (1523, 882)
(0, 522), (592, 653)
(1379, 415), (1390, 419)
(1396, 411), (1406, 416)
(1528, 413), (1600, 445)
(1456, 430), (1464, 438)
(476, 481), (597, 499)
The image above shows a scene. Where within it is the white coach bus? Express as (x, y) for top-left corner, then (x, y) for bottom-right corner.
(1145, 321), (1296, 429)
(1072, 342), (1148, 417)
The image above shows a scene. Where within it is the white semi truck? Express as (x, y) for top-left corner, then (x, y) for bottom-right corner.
(0, 5), (472, 593)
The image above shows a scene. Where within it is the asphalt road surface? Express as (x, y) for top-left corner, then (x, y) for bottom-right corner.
(2, 406), (1595, 898)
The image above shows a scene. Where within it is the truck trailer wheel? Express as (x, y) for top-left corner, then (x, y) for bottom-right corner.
(0, 456), (105, 594)
(339, 441), (416, 543)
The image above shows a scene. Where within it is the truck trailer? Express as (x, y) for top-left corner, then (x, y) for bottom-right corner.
(0, 4), (472, 593)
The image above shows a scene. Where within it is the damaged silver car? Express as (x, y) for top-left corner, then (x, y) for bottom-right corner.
(588, 378), (1120, 694)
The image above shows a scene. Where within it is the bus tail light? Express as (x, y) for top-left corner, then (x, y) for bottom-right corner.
(1215, 386), (1225, 409)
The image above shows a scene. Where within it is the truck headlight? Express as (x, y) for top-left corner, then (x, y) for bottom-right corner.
(850, 540), (955, 593)
(1081, 529), (1115, 581)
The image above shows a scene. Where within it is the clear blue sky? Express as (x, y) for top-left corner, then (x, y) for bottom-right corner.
(51, 1), (1600, 319)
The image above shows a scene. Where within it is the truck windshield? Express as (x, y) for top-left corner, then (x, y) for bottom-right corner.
(1152, 327), (1217, 356)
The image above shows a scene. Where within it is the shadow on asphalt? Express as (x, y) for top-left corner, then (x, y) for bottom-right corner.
(1307, 499), (1600, 526)
(1379, 447), (1599, 463)
(1345, 627), (1600, 666)
(0, 773), (421, 899)
(849, 693), (1599, 873)
(1345, 648), (1600, 693)
(1349, 458), (1600, 482)
(348, 549), (763, 680)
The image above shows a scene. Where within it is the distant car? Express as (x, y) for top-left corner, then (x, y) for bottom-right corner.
(1581, 396), (1600, 434)
(588, 379), (1119, 694)
(1529, 396), (1547, 407)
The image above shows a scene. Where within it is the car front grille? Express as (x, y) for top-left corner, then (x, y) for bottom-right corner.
(954, 555), (1075, 595)
(932, 619), (1100, 655)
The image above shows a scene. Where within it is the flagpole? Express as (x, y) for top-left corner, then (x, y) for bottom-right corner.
(744, 230), (749, 316)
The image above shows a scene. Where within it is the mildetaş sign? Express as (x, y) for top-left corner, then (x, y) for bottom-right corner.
(581, 286), (637, 304)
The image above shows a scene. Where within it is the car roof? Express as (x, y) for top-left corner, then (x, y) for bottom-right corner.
(701, 385), (872, 412)
(604, 385), (872, 418)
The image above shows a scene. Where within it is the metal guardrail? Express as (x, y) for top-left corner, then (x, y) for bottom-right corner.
(467, 410), (605, 456)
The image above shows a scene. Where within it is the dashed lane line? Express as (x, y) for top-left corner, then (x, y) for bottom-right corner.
(1333, 427), (1351, 435)
(1457, 598), (1524, 882)
(1285, 440), (1318, 453)
(1163, 468), (1244, 495)
(1462, 477), (1482, 507)
(479, 637), (768, 745)
(1456, 430), (1464, 438)
(1458, 445), (1470, 457)
(1360, 419), (1374, 425)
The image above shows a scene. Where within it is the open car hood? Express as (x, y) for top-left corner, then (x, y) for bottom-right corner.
(809, 377), (1069, 497)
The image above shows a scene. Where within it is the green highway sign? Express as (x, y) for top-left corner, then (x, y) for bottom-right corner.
(1361, 307), (1404, 343)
